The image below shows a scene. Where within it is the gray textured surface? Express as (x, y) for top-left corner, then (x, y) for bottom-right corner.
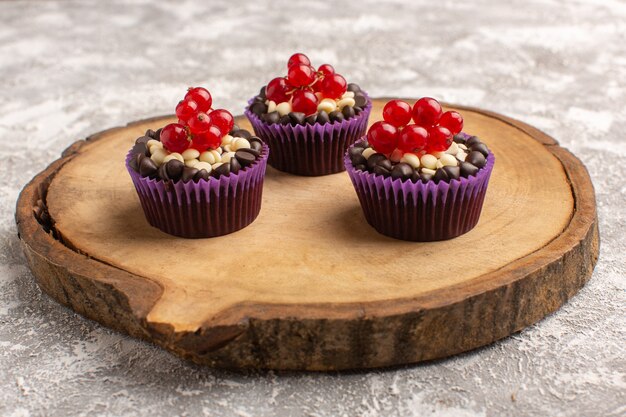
(1, 0), (625, 416)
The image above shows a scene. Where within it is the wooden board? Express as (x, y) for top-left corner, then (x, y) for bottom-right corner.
(15, 99), (599, 371)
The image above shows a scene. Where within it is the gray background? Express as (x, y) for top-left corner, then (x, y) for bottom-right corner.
(1, 0), (624, 416)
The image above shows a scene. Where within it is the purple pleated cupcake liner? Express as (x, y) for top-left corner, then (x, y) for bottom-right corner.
(245, 95), (372, 176)
(345, 137), (495, 242)
(125, 144), (269, 238)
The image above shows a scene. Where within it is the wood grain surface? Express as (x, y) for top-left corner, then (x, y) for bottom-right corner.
(15, 99), (599, 370)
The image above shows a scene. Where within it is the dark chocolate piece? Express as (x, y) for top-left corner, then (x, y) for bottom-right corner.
(132, 142), (148, 157)
(250, 101), (268, 116)
(145, 129), (157, 139)
(316, 111), (330, 125)
(157, 163), (169, 181)
(250, 141), (263, 153)
(421, 173), (433, 183)
(453, 134), (466, 143)
(230, 124), (240, 134)
(289, 112), (306, 126)
(230, 157), (241, 174)
(214, 163), (231, 177)
(355, 164), (367, 171)
(466, 151), (487, 168)
(347, 83), (361, 93)
(465, 136), (481, 147)
(353, 106), (363, 114)
(135, 136), (152, 145)
(259, 86), (267, 99)
(442, 165), (461, 180)
(377, 158), (392, 171)
(411, 171), (421, 183)
(129, 155), (139, 172)
(373, 165), (391, 177)
(459, 161), (479, 178)
(154, 128), (162, 139)
(279, 114), (291, 125)
(194, 169), (211, 182)
(235, 149), (257, 167)
(470, 143), (489, 157)
(391, 163), (413, 180)
(305, 114), (318, 125)
(262, 111), (280, 124)
(367, 153), (387, 170)
(329, 110), (344, 123)
(433, 168), (449, 183)
(182, 167), (199, 183)
(139, 157), (158, 177)
(238, 146), (260, 157)
(354, 93), (368, 108)
(342, 105), (355, 119)
(350, 154), (367, 166)
(165, 159), (184, 180)
(348, 146), (364, 157)
(232, 129), (252, 139)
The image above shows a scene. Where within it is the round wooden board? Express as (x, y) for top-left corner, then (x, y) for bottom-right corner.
(16, 99), (598, 371)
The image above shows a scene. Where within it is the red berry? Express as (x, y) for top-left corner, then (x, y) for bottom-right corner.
(175, 99), (198, 124)
(426, 126), (452, 152)
(367, 121), (398, 154)
(266, 77), (290, 103)
(320, 73), (347, 99)
(287, 63), (316, 87)
(439, 111), (464, 135)
(412, 97), (442, 127)
(287, 53), (310, 68)
(291, 89), (319, 115)
(209, 109), (234, 135)
(160, 123), (190, 153)
(184, 87), (212, 112)
(188, 112), (212, 134)
(382, 100), (413, 128)
(397, 124), (428, 152)
(191, 125), (222, 151)
(318, 64), (335, 76)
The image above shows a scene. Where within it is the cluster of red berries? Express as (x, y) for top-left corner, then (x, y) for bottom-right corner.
(367, 98), (463, 154)
(265, 53), (348, 116)
(160, 87), (235, 153)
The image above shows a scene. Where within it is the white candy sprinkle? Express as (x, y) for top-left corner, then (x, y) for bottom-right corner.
(422, 168), (436, 175)
(221, 135), (234, 146)
(147, 139), (162, 150)
(181, 148), (200, 160)
(317, 99), (336, 113)
(337, 97), (356, 110)
(221, 151), (236, 164)
(439, 154), (458, 167)
(232, 138), (251, 151)
(458, 144), (468, 150)
(150, 148), (167, 165)
(276, 101), (292, 116)
(435, 160), (444, 169)
(267, 100), (277, 113)
(420, 154), (438, 170)
(199, 151), (217, 164)
(223, 145), (232, 152)
(431, 151), (446, 159)
(211, 162), (223, 170)
(342, 91), (355, 99)
(163, 152), (184, 163)
(401, 153), (421, 169)
(194, 162), (213, 173)
(456, 151), (467, 162)
(362, 147), (376, 160)
(446, 142), (459, 155)
(185, 158), (199, 167)
(390, 148), (404, 163)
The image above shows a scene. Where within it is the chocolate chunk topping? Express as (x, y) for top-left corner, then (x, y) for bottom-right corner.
(459, 161), (479, 178)
(453, 134), (466, 143)
(139, 157), (158, 177)
(421, 173), (433, 183)
(470, 142), (489, 157)
(145, 129), (157, 139)
(347, 83), (361, 93)
(165, 159), (184, 180)
(250, 101), (268, 116)
(391, 163), (413, 180)
(232, 129), (251, 139)
(262, 111), (280, 124)
(433, 168), (449, 183)
(230, 157), (241, 174)
(342, 105), (355, 119)
(353, 106), (363, 114)
(235, 149), (257, 167)
(354, 93), (368, 108)
(316, 111), (330, 125)
(442, 165), (461, 180)
(279, 114), (291, 125)
(135, 135), (152, 145)
(129, 155), (139, 172)
(377, 158), (392, 171)
(465, 136), (481, 147)
(466, 151), (487, 168)
(214, 163), (231, 177)
(367, 153), (387, 170)
(132, 142), (149, 157)
(182, 167), (198, 182)
(289, 112), (306, 126)
(348, 146), (364, 157)
(411, 171), (421, 183)
(259, 86), (266, 99)
(305, 114), (318, 125)
(373, 165), (391, 177)
(154, 128), (162, 139)
(194, 169), (211, 182)
(157, 163), (170, 181)
(250, 140), (263, 153)
(355, 164), (367, 171)
(329, 110), (344, 123)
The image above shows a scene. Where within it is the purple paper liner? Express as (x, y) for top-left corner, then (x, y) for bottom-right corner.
(245, 94), (372, 176)
(125, 144), (269, 238)
(345, 137), (495, 242)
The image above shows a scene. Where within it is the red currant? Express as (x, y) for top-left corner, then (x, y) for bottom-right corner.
(266, 77), (290, 103)
(175, 99), (198, 124)
(412, 97), (442, 127)
(191, 125), (222, 151)
(287, 53), (310, 68)
(397, 124), (428, 152)
(367, 121), (398, 154)
(160, 123), (190, 153)
(438, 111), (464, 135)
(188, 112), (212, 134)
(426, 126), (452, 152)
(320, 73), (347, 99)
(291, 89), (319, 115)
(184, 87), (212, 113)
(382, 100), (412, 128)
(209, 109), (234, 135)
(287, 64), (316, 87)
(318, 64), (335, 76)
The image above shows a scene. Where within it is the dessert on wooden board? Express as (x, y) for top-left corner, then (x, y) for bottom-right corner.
(245, 53), (371, 176)
(346, 97), (494, 241)
(126, 87), (269, 238)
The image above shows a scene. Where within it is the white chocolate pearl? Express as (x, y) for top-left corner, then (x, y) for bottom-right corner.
(194, 162), (213, 173)
(163, 152), (184, 163)
(422, 168), (436, 175)
(431, 151), (446, 159)
(185, 158), (199, 167)
(276, 101), (292, 116)
(435, 160), (444, 169)
(390, 148), (404, 163)
(181, 148), (200, 160)
(214, 147), (223, 155)
(401, 153), (421, 169)
(223, 144), (232, 152)
(445, 142), (459, 155)
(221, 135), (234, 146)
(456, 151), (467, 162)
(317, 99), (337, 113)
(147, 139), (162, 150)
(341, 91), (355, 99)
(232, 138), (251, 151)
(211, 149), (222, 160)
(150, 148), (167, 166)
(221, 151), (236, 164)
(362, 147), (376, 160)
(420, 154), (438, 170)
(199, 151), (217, 164)
(267, 100), (277, 113)
(439, 154), (458, 167)
(337, 97), (356, 110)
(458, 143), (468, 150)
